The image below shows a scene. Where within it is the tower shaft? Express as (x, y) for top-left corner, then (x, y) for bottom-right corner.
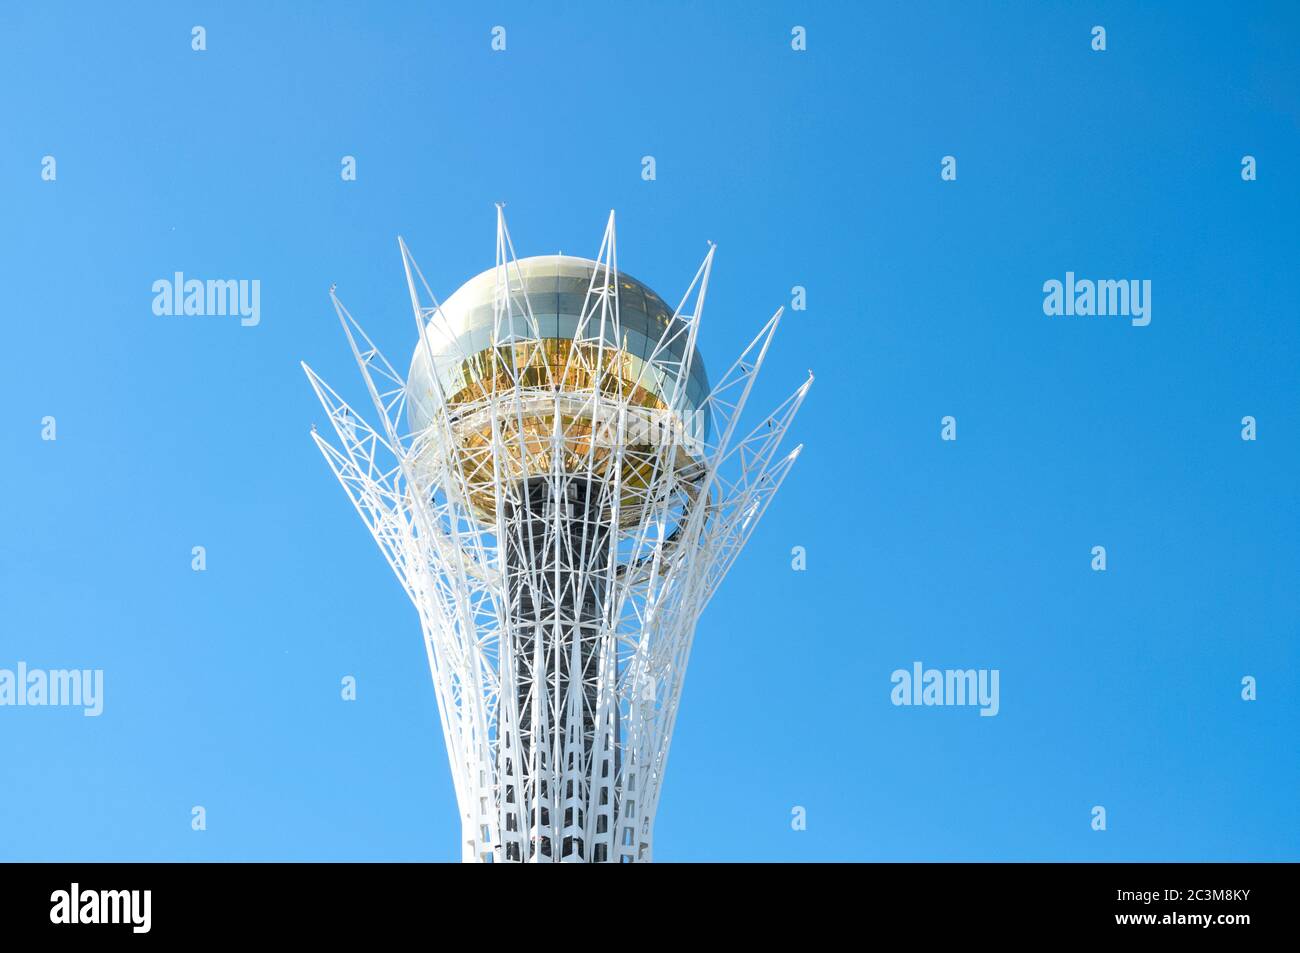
(503, 476), (610, 861)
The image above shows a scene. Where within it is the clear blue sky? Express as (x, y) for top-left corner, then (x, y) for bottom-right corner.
(1, 1), (1296, 861)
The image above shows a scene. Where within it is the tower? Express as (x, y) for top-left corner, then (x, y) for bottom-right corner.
(303, 209), (810, 862)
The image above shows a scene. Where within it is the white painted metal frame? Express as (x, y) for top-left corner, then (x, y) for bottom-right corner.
(303, 210), (811, 862)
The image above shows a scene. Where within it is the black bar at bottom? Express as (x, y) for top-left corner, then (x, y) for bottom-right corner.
(0, 861), (1288, 940)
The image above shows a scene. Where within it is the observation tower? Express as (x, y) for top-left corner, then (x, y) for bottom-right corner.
(303, 209), (810, 862)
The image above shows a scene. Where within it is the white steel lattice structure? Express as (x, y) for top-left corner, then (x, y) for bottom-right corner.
(303, 209), (811, 862)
